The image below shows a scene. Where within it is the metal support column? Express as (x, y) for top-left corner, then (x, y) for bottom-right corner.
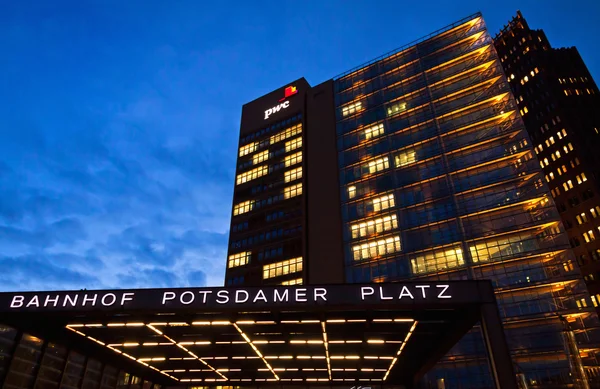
(480, 303), (518, 389)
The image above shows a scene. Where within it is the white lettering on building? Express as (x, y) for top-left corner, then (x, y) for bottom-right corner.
(264, 101), (290, 120)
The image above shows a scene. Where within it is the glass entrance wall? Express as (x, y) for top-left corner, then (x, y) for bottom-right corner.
(0, 324), (160, 389)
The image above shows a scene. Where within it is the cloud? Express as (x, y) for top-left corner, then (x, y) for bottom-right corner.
(0, 255), (102, 292)
(0, 31), (235, 292)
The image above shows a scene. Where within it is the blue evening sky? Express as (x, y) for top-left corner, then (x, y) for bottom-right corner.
(1, 1), (599, 291)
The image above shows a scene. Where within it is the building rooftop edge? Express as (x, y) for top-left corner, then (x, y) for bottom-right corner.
(333, 11), (482, 80)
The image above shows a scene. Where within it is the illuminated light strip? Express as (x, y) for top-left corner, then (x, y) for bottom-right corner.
(65, 325), (178, 381)
(146, 324), (227, 381)
(321, 321), (332, 380)
(232, 323), (279, 381)
(383, 321), (418, 381)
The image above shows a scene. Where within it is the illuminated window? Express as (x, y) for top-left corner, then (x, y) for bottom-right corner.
(367, 157), (389, 174)
(563, 180), (574, 191)
(395, 150), (417, 167)
(577, 213), (587, 225)
(270, 124), (302, 144)
(233, 200), (254, 216)
(342, 101), (362, 117)
(285, 137), (302, 152)
(543, 158), (549, 167)
(592, 295), (598, 308)
(348, 186), (356, 199)
(549, 136), (555, 145)
(236, 165), (269, 185)
(284, 183), (303, 199)
(584, 230), (596, 243)
(549, 172), (554, 180)
(568, 142), (574, 151)
(263, 257), (303, 279)
(239, 142), (258, 157)
(410, 246), (465, 275)
(364, 123), (384, 140)
(284, 167), (303, 183)
(284, 152), (302, 167)
(228, 252), (250, 268)
(576, 173), (588, 184)
(350, 215), (398, 239)
(352, 236), (401, 260)
(253, 150), (269, 165)
(387, 102), (407, 116)
(280, 278), (303, 286)
(577, 298), (588, 309)
(372, 194), (395, 212)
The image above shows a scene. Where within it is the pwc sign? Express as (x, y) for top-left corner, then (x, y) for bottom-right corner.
(264, 85), (298, 120)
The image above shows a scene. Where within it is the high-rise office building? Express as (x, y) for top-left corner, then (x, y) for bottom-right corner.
(227, 12), (600, 387)
(494, 11), (600, 317)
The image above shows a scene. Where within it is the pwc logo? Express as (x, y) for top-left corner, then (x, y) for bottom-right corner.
(264, 85), (298, 120)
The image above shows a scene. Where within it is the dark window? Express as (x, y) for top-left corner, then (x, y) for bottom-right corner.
(80, 359), (102, 389)
(60, 351), (86, 389)
(99, 366), (118, 389)
(569, 196), (580, 207)
(0, 325), (18, 384)
(34, 342), (68, 389)
(2, 333), (44, 389)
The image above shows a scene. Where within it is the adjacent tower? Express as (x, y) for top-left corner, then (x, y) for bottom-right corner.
(494, 11), (600, 313)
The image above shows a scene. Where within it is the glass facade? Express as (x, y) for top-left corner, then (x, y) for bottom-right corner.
(334, 14), (600, 388)
(0, 324), (161, 389)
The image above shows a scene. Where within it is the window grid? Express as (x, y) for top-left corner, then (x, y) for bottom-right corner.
(368, 157), (390, 174)
(280, 278), (303, 286)
(284, 152), (303, 167)
(239, 142), (258, 157)
(263, 257), (303, 279)
(284, 183), (303, 199)
(236, 165), (268, 185)
(411, 246), (465, 275)
(285, 137), (302, 152)
(284, 167), (303, 183)
(270, 124), (302, 144)
(342, 101), (362, 117)
(372, 194), (395, 212)
(233, 200), (254, 216)
(228, 252), (251, 268)
(352, 236), (402, 260)
(348, 185), (357, 199)
(395, 150), (417, 167)
(351, 215), (398, 239)
(252, 150), (269, 165)
(364, 123), (385, 140)
(387, 102), (407, 116)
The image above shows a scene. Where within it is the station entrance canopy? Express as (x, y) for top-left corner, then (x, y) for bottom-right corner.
(0, 281), (515, 388)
